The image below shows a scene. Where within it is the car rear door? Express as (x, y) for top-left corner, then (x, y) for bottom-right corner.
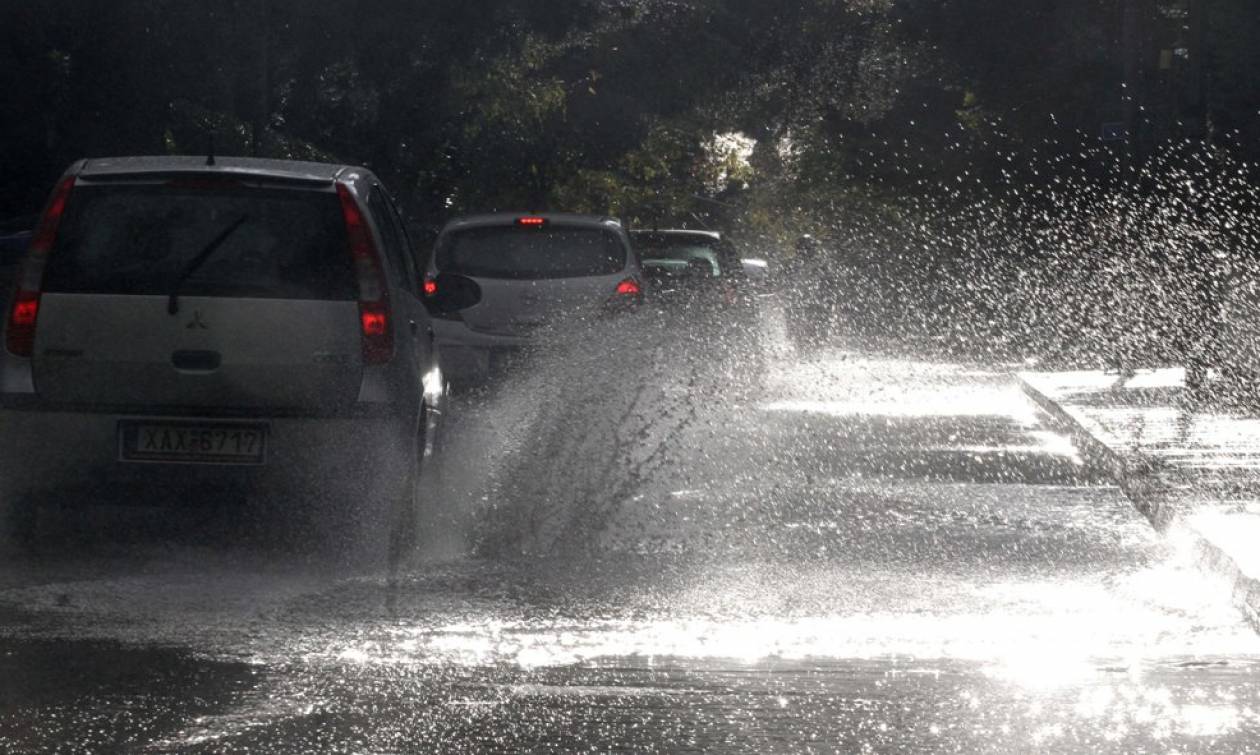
(30, 178), (365, 412)
(367, 183), (433, 380)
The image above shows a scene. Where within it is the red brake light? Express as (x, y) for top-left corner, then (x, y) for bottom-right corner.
(423, 278), (438, 297)
(29, 176), (75, 258)
(10, 296), (38, 327)
(615, 278), (642, 296)
(361, 307), (389, 337)
(358, 304), (392, 363)
(338, 184), (371, 261)
(6, 292), (40, 357)
(7, 175), (75, 357)
(337, 183), (394, 365)
(517, 216), (547, 227)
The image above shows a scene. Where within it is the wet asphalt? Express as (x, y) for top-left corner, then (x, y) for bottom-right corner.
(0, 305), (1258, 753)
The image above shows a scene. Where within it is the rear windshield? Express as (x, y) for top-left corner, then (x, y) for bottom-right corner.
(43, 184), (356, 300)
(437, 226), (627, 280)
(633, 235), (737, 278)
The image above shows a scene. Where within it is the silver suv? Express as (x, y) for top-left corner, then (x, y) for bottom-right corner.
(423, 213), (641, 382)
(0, 157), (445, 555)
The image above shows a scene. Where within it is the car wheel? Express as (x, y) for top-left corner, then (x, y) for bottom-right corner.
(387, 405), (432, 574)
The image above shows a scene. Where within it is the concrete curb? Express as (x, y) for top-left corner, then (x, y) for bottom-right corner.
(1017, 374), (1260, 633)
(1017, 376), (1179, 531)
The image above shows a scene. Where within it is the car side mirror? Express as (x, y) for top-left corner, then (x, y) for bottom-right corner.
(424, 272), (482, 315)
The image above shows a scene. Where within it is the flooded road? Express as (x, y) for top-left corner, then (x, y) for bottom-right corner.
(1, 307), (1258, 753)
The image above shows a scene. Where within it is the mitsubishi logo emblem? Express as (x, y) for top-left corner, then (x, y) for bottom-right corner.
(187, 311), (209, 330)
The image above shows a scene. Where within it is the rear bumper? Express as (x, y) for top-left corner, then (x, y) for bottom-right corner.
(432, 319), (532, 382)
(0, 408), (412, 507)
(431, 318), (532, 349)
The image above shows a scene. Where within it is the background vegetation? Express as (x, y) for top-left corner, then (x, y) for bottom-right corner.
(4, 0), (1258, 361)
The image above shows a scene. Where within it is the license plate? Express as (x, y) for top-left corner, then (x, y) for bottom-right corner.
(118, 421), (268, 465)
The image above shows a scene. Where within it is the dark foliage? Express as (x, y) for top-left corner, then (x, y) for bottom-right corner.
(2, 0), (1256, 248)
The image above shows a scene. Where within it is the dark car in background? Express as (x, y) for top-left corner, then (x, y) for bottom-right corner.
(0, 157), (446, 556)
(631, 229), (755, 313)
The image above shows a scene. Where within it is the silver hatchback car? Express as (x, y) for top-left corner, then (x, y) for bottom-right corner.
(422, 213), (642, 382)
(0, 156), (446, 554)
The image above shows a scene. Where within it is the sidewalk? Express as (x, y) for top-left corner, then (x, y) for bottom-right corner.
(1019, 367), (1260, 630)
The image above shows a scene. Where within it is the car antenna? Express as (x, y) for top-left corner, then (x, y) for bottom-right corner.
(206, 135), (216, 167)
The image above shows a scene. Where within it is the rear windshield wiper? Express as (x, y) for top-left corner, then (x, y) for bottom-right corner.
(167, 214), (249, 315)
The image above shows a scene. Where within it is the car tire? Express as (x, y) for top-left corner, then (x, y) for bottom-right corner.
(387, 404), (438, 574)
(306, 416), (410, 566)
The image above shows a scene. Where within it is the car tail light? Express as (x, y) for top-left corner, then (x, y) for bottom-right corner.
(605, 277), (643, 315)
(615, 278), (642, 296)
(7, 176), (75, 357)
(424, 273), (481, 320)
(337, 183), (394, 365)
(360, 305), (389, 336)
(517, 216), (547, 227)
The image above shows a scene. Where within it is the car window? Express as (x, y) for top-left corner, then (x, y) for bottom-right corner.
(716, 240), (747, 279)
(643, 247), (720, 277)
(437, 226), (626, 280)
(381, 191), (419, 290)
(368, 186), (414, 295)
(635, 237), (725, 277)
(43, 184), (356, 300)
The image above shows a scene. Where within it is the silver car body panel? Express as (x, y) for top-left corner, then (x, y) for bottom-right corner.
(0, 156), (443, 506)
(426, 213), (639, 359)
